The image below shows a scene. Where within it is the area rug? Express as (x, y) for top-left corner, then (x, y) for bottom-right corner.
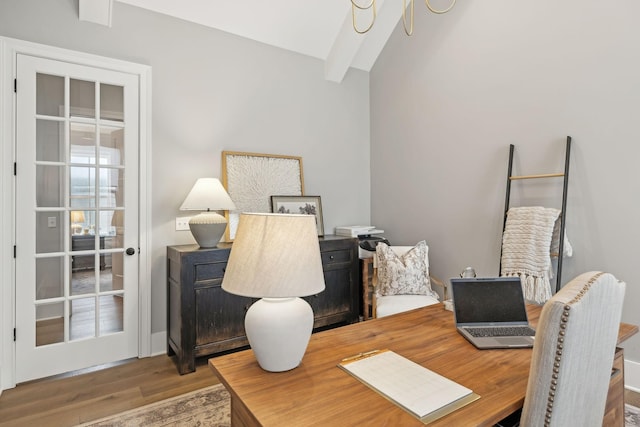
(628, 404), (640, 427)
(78, 384), (230, 427)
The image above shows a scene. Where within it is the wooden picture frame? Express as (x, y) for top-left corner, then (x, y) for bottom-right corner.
(271, 195), (324, 237)
(222, 151), (304, 241)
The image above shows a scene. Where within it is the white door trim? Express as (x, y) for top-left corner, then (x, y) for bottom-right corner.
(0, 36), (152, 391)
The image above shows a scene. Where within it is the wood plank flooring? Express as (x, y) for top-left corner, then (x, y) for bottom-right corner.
(628, 387), (640, 407)
(0, 355), (218, 427)
(0, 354), (638, 426)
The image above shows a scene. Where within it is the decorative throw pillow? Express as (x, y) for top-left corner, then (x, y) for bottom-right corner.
(375, 241), (438, 298)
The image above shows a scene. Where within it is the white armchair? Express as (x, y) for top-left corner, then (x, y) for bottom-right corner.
(371, 242), (443, 318)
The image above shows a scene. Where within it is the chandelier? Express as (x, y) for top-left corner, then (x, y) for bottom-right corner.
(351, 0), (456, 36)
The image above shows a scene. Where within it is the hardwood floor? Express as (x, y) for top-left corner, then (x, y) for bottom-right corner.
(0, 355), (219, 427)
(36, 268), (124, 346)
(0, 354), (638, 427)
(628, 387), (640, 407)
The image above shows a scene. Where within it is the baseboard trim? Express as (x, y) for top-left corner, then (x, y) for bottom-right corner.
(151, 331), (167, 357)
(626, 358), (640, 392)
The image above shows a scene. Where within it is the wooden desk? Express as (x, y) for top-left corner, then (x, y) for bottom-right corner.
(209, 304), (637, 427)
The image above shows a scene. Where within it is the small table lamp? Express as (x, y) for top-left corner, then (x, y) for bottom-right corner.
(179, 178), (236, 248)
(222, 213), (326, 372)
(70, 210), (85, 235)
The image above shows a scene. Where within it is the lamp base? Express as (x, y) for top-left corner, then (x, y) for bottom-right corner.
(245, 297), (314, 372)
(188, 212), (227, 248)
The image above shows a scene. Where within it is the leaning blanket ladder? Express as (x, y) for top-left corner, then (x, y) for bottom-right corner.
(499, 136), (572, 293)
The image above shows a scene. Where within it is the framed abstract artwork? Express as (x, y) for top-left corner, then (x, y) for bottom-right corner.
(221, 151), (304, 240)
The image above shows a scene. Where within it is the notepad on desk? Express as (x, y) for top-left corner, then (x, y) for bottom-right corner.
(338, 349), (480, 423)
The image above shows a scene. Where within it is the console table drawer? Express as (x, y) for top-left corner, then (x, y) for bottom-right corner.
(194, 262), (227, 282)
(322, 249), (351, 266)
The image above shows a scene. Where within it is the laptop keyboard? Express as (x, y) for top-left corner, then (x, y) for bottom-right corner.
(464, 326), (535, 338)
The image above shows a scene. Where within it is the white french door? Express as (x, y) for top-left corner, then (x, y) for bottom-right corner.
(15, 54), (140, 382)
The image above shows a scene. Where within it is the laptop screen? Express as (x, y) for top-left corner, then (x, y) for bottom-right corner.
(450, 277), (529, 325)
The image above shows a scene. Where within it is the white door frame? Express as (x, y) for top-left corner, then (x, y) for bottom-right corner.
(0, 36), (152, 391)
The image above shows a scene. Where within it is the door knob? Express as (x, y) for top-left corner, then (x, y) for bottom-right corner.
(126, 247), (136, 256)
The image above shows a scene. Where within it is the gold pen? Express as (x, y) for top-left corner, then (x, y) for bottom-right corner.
(341, 349), (382, 363)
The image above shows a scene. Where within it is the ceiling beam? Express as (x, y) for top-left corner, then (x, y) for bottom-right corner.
(324, 9), (367, 84)
(79, 0), (113, 27)
(325, 0), (404, 83)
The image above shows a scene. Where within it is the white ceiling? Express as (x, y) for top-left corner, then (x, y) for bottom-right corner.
(110, 0), (405, 83)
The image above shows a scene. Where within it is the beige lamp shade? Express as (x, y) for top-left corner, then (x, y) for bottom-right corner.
(179, 178), (236, 211)
(222, 213), (325, 298)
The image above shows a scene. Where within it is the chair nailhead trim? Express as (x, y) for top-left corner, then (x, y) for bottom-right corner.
(542, 271), (605, 426)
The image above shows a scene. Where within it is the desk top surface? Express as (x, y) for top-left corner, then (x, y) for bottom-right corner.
(209, 304), (637, 427)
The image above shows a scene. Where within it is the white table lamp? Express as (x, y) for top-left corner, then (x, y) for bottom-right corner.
(70, 210), (85, 235)
(221, 213), (326, 372)
(180, 178), (236, 248)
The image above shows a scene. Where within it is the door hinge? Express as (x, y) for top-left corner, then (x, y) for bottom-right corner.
(13, 245), (16, 258)
(14, 79), (16, 93)
(14, 162), (17, 176)
(13, 328), (16, 341)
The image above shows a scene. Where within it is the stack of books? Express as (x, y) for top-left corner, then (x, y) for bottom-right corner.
(335, 226), (384, 237)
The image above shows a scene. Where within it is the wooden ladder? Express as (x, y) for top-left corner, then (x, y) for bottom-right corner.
(500, 136), (572, 293)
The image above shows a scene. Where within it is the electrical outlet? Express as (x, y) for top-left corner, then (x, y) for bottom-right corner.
(175, 216), (192, 231)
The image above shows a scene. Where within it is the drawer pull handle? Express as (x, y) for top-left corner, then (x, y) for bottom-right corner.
(329, 255), (335, 260)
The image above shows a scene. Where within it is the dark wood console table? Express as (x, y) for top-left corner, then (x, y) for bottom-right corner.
(167, 235), (359, 374)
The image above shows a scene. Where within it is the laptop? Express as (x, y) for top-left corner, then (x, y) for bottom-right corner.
(450, 277), (535, 349)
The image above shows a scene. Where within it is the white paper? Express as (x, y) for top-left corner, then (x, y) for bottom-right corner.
(340, 350), (472, 419)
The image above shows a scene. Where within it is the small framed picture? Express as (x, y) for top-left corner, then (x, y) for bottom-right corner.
(271, 195), (324, 237)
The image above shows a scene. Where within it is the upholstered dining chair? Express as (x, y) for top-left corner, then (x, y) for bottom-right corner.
(503, 271), (626, 427)
(371, 242), (444, 318)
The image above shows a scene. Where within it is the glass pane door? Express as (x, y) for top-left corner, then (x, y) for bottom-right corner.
(16, 54), (139, 382)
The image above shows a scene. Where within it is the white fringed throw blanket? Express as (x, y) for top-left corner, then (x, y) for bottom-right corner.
(501, 207), (561, 304)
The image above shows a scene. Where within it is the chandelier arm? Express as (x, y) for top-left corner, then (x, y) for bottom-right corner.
(351, 0), (375, 10)
(351, 0), (377, 34)
(402, 0), (414, 36)
(425, 0), (456, 14)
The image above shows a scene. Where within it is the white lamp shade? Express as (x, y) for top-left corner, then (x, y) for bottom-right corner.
(222, 213), (325, 298)
(179, 178), (236, 211)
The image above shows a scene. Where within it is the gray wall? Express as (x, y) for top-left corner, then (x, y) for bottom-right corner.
(371, 0), (640, 362)
(0, 0), (371, 338)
